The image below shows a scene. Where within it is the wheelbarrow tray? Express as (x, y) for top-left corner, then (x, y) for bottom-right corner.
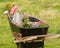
(8, 16), (49, 37)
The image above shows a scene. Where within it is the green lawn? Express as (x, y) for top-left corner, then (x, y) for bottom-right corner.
(0, 0), (60, 48)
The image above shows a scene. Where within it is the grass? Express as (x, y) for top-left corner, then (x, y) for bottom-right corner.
(0, 0), (60, 48)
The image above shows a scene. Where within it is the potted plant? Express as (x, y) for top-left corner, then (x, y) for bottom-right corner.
(19, 14), (49, 37)
(4, 4), (49, 37)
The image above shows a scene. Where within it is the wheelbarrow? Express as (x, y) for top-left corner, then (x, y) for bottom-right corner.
(5, 11), (49, 48)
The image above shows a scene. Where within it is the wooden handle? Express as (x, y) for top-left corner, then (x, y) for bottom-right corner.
(21, 34), (60, 39)
(13, 33), (60, 43)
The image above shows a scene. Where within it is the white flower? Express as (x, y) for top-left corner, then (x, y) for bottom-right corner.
(4, 10), (8, 15)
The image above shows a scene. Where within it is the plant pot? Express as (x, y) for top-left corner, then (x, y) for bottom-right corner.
(19, 26), (49, 37)
(8, 16), (49, 37)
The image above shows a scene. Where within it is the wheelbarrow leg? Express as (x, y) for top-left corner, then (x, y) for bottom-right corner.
(41, 40), (44, 48)
(16, 42), (25, 48)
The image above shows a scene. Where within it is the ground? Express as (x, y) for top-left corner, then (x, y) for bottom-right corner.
(0, 0), (60, 48)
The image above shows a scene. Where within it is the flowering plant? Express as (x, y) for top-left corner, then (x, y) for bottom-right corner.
(4, 4), (48, 28)
(4, 4), (17, 15)
(21, 14), (32, 28)
(21, 14), (48, 28)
